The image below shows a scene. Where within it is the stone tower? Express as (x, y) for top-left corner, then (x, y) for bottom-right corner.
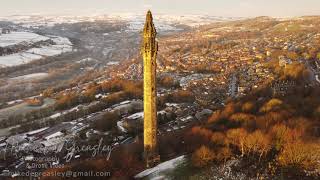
(142, 10), (160, 167)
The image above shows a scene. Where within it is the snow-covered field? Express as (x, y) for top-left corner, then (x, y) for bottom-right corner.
(126, 18), (181, 32)
(10, 73), (49, 81)
(125, 14), (241, 32)
(135, 155), (186, 179)
(26, 36), (72, 56)
(0, 32), (73, 67)
(0, 14), (241, 32)
(0, 52), (42, 67)
(77, 57), (97, 64)
(26, 44), (72, 56)
(0, 31), (49, 47)
(0, 15), (92, 28)
(106, 61), (119, 66)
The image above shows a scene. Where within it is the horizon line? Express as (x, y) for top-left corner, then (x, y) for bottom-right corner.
(1, 12), (320, 19)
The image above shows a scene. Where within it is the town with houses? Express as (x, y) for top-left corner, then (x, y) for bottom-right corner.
(0, 13), (319, 179)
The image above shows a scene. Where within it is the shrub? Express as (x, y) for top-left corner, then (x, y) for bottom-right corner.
(229, 113), (257, 130)
(84, 85), (100, 101)
(269, 124), (302, 151)
(122, 81), (142, 98)
(283, 62), (311, 81)
(260, 98), (283, 113)
(242, 101), (255, 113)
(256, 111), (289, 130)
(159, 76), (176, 88)
(102, 92), (127, 105)
(191, 145), (215, 167)
(222, 102), (237, 118)
(172, 90), (195, 103)
(208, 110), (222, 124)
(226, 128), (248, 156)
(42, 88), (54, 97)
(191, 127), (213, 140)
(185, 127), (212, 152)
(245, 130), (271, 160)
(211, 132), (226, 146)
(277, 141), (320, 170)
(100, 79), (122, 92)
(55, 92), (79, 110)
(215, 147), (233, 163)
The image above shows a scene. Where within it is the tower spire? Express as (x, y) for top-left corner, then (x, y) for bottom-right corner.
(146, 10), (153, 21)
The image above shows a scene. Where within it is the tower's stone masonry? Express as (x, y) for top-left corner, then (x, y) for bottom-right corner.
(142, 10), (160, 168)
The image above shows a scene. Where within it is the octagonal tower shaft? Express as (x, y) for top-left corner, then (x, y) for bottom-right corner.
(142, 10), (159, 167)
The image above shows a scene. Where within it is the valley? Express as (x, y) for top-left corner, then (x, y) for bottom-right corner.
(0, 14), (319, 179)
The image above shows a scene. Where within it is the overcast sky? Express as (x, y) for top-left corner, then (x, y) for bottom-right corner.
(1, 0), (320, 17)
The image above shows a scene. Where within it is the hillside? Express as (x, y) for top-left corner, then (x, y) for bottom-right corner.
(0, 14), (320, 180)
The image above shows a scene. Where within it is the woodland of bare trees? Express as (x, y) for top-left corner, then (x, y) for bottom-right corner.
(189, 81), (320, 177)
